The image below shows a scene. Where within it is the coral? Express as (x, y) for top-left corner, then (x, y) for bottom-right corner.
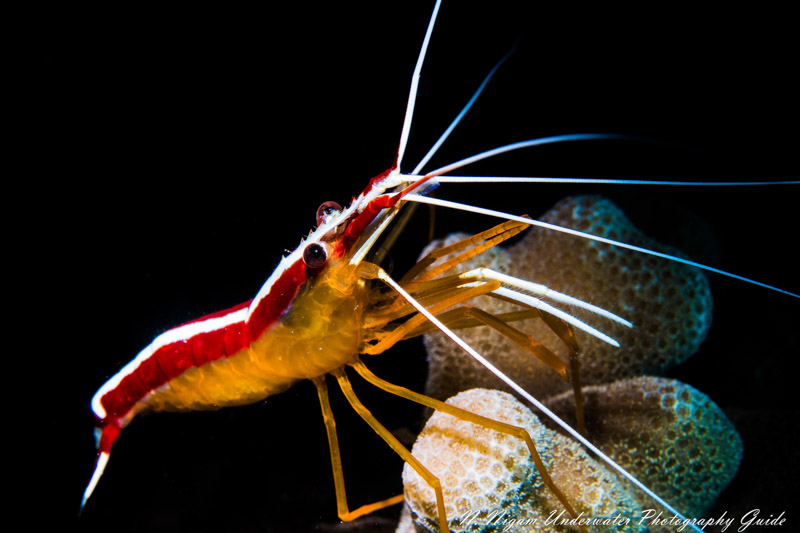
(396, 197), (740, 532)
(398, 382), (741, 532)
(422, 196), (713, 401)
(400, 389), (643, 533)
(543, 377), (743, 518)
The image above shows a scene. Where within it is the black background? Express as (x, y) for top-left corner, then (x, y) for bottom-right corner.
(31, 2), (797, 531)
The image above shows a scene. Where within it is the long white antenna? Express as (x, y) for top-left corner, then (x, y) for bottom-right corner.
(396, 0), (442, 173)
(411, 45), (516, 175)
(422, 134), (635, 178)
(373, 266), (705, 533)
(426, 176), (800, 186)
(404, 193), (800, 299)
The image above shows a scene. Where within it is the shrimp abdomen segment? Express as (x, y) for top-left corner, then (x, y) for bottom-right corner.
(94, 268), (367, 432)
(93, 300), (256, 422)
(140, 351), (299, 414)
(150, 280), (367, 410)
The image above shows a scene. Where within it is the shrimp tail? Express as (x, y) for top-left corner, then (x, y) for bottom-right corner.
(80, 420), (121, 513)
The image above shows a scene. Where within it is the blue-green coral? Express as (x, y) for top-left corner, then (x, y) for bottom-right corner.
(397, 196), (740, 532)
(422, 196), (713, 402)
(544, 377), (743, 518)
(399, 381), (741, 532)
(400, 388), (645, 533)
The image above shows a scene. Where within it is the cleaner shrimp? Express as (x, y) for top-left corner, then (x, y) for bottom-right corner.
(70, 2), (797, 531)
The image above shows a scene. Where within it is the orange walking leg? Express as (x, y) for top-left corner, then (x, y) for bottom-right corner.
(311, 376), (404, 522)
(349, 359), (588, 533)
(329, 368), (451, 533)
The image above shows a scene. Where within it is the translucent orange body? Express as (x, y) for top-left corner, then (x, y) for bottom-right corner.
(140, 262), (368, 415)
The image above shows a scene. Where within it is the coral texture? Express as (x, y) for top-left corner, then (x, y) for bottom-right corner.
(399, 382), (741, 532)
(543, 377), (743, 518)
(397, 197), (741, 532)
(401, 388), (643, 533)
(422, 196), (713, 401)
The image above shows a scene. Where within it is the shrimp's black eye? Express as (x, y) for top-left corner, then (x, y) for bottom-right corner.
(303, 242), (329, 269)
(316, 201), (343, 226)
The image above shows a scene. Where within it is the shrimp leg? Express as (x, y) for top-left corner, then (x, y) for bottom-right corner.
(330, 367), (450, 533)
(357, 260), (700, 528)
(349, 359), (587, 533)
(312, 376), (404, 522)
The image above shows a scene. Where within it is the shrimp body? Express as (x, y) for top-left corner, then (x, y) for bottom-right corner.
(84, 167), (416, 507)
(95, 264), (367, 418)
(78, 2), (797, 531)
